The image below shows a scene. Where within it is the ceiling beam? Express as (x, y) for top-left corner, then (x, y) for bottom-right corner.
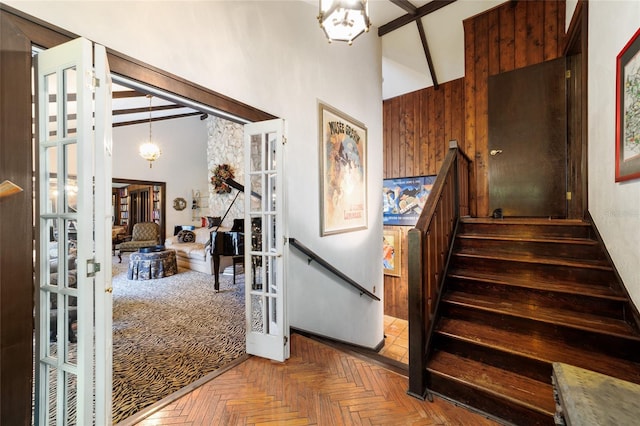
(416, 19), (438, 89)
(112, 103), (184, 116)
(112, 89), (145, 99)
(112, 111), (202, 127)
(389, 0), (417, 15)
(378, 0), (457, 36)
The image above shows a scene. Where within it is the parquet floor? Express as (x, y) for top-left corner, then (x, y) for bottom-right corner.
(378, 316), (408, 364)
(132, 333), (500, 425)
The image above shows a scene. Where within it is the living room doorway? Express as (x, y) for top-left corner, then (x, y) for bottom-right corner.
(1, 10), (276, 424)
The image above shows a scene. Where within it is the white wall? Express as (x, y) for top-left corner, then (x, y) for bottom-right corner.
(112, 116), (209, 237)
(587, 1), (640, 307)
(10, 1), (384, 348)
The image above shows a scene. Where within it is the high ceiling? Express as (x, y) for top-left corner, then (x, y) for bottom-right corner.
(113, 1), (505, 126)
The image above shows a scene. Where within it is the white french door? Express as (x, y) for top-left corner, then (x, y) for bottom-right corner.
(35, 37), (113, 425)
(244, 119), (289, 362)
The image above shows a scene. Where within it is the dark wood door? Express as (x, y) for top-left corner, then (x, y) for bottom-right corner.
(488, 58), (567, 217)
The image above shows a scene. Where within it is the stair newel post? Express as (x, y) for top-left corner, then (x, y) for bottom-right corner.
(407, 227), (429, 400)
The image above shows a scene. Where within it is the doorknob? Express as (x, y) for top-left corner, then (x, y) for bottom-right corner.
(490, 149), (503, 156)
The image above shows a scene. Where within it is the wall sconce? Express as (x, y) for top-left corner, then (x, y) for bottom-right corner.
(139, 95), (161, 168)
(318, 0), (370, 45)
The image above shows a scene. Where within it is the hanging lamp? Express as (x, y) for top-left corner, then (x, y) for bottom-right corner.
(139, 94), (161, 168)
(318, 0), (370, 45)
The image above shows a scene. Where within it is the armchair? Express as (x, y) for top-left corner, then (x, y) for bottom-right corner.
(116, 222), (160, 263)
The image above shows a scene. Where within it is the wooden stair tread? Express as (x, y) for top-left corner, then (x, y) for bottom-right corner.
(454, 251), (611, 270)
(444, 290), (640, 340)
(436, 317), (640, 383)
(428, 351), (556, 416)
(447, 270), (625, 300)
(457, 233), (597, 245)
(460, 217), (589, 226)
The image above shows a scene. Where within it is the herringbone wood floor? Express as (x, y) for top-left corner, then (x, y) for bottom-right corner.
(133, 334), (499, 425)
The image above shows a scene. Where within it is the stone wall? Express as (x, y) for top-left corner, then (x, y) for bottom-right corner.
(206, 116), (244, 228)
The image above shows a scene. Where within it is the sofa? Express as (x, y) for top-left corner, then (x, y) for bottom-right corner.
(164, 227), (232, 275)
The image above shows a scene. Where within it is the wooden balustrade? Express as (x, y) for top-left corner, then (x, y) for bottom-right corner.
(407, 141), (471, 399)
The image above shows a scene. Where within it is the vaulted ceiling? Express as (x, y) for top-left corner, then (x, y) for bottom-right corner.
(113, 0), (505, 126)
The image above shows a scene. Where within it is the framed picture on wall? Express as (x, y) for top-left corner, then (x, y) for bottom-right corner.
(319, 102), (368, 235)
(383, 175), (436, 226)
(616, 27), (640, 182)
(383, 228), (401, 277)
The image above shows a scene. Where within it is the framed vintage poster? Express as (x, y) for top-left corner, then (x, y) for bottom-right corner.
(383, 175), (436, 226)
(319, 102), (367, 235)
(383, 228), (401, 277)
(616, 27), (640, 182)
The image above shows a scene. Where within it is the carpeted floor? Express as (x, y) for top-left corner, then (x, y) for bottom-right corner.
(111, 255), (246, 423)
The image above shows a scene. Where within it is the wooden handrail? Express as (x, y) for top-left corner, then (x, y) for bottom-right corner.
(407, 141), (471, 399)
(289, 238), (380, 301)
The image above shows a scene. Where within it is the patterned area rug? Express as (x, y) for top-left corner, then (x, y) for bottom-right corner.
(112, 256), (246, 423)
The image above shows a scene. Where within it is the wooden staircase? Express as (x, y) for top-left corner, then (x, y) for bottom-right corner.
(426, 217), (640, 425)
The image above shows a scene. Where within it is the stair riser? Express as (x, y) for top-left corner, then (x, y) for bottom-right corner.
(447, 278), (625, 319)
(427, 373), (554, 426)
(459, 222), (592, 239)
(442, 304), (640, 364)
(450, 255), (615, 287)
(433, 334), (551, 383)
(455, 238), (606, 263)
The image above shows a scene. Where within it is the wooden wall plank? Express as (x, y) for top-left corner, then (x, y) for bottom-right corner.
(414, 93), (423, 177)
(451, 79), (464, 144)
(420, 91), (429, 177)
(444, 83), (453, 143)
(464, 18), (477, 214)
(544, 0), (559, 61)
(434, 87), (444, 168)
(488, 9), (501, 76)
(557, 0), (566, 57)
(527, 1), (545, 65)
(427, 87), (437, 175)
(391, 98), (401, 178)
(474, 13), (490, 217)
(499, 3), (515, 73)
(514, 0), (528, 69)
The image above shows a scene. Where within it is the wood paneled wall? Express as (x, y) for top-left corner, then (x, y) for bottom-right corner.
(382, 1), (567, 320)
(383, 78), (466, 320)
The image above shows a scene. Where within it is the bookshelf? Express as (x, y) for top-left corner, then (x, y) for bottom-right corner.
(152, 185), (161, 223)
(118, 187), (129, 227)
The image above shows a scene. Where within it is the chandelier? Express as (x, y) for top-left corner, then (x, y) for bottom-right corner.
(318, 0), (370, 45)
(139, 95), (161, 168)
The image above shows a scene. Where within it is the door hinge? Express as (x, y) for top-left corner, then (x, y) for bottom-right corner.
(284, 335), (288, 346)
(565, 70), (571, 79)
(282, 136), (287, 145)
(86, 70), (100, 91)
(566, 191), (572, 201)
(87, 258), (101, 278)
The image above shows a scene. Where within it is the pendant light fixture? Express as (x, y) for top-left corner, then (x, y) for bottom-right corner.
(318, 0), (370, 45)
(139, 94), (161, 168)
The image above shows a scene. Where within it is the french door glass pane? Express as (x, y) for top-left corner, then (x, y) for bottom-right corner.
(46, 147), (58, 214)
(45, 73), (57, 141)
(250, 134), (262, 171)
(64, 143), (78, 213)
(250, 294), (263, 333)
(63, 67), (77, 138)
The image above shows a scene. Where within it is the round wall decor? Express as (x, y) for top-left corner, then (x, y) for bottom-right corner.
(173, 197), (187, 211)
